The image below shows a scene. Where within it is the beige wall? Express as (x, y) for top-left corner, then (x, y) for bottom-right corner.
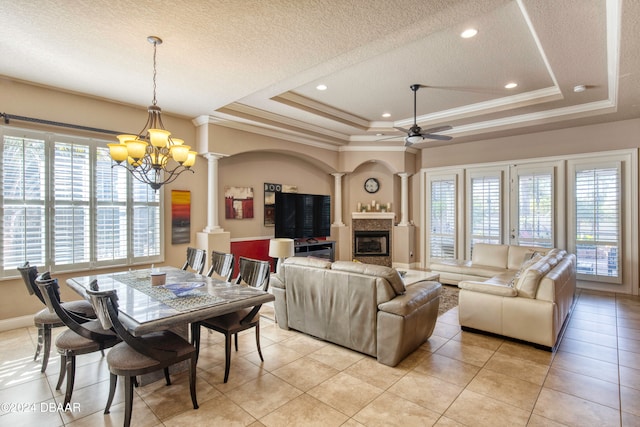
(421, 119), (640, 168)
(3, 76), (640, 321)
(218, 151), (333, 238)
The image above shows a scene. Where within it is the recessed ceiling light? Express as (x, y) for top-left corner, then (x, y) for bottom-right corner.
(504, 82), (518, 89)
(382, 113), (391, 118)
(461, 28), (478, 38)
(375, 133), (384, 136)
(573, 84), (586, 93)
(316, 84), (327, 91)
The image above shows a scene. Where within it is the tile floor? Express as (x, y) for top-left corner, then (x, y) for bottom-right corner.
(0, 288), (639, 426)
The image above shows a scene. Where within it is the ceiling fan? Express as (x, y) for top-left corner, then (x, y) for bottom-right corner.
(394, 84), (453, 147)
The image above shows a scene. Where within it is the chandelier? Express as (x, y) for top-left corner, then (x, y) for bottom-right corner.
(108, 36), (196, 191)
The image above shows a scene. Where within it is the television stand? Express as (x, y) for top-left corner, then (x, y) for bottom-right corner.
(293, 240), (335, 262)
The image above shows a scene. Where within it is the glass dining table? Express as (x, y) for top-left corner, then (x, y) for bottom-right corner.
(66, 266), (275, 336)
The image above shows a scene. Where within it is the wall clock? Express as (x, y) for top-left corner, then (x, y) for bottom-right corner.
(364, 177), (380, 194)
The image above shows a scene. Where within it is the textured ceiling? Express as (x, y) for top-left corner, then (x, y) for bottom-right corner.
(1, 0), (638, 149)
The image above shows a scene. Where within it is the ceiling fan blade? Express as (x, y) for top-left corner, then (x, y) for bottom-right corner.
(421, 125), (452, 134)
(393, 126), (410, 133)
(421, 133), (453, 141)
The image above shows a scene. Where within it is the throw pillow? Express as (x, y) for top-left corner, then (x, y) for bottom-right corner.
(516, 258), (551, 298)
(510, 252), (544, 285)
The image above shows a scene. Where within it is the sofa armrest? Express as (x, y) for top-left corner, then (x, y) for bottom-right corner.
(270, 273), (285, 290)
(378, 281), (441, 316)
(377, 281), (441, 366)
(270, 274), (289, 330)
(458, 280), (517, 297)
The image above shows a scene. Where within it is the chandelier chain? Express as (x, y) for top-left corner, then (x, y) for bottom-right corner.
(152, 40), (158, 106)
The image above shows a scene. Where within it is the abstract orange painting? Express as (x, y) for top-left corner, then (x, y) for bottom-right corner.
(171, 190), (191, 244)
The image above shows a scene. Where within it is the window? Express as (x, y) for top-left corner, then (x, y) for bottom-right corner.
(429, 176), (456, 258)
(573, 163), (621, 282)
(514, 169), (554, 248)
(0, 128), (162, 278)
(469, 173), (501, 247)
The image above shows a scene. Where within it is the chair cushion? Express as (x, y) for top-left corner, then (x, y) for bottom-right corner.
(106, 331), (194, 372)
(33, 308), (64, 326)
(55, 321), (118, 352)
(200, 308), (259, 331)
(331, 261), (406, 295)
(61, 300), (96, 318)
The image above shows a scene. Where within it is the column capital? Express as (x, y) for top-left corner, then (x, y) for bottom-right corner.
(397, 172), (412, 178)
(331, 172), (346, 178)
(202, 152), (227, 161)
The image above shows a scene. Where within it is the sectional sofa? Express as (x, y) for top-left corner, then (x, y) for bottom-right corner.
(431, 243), (576, 349)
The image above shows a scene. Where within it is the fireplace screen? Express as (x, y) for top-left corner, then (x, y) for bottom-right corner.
(354, 231), (390, 256)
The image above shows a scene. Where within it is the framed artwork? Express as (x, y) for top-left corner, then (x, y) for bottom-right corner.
(225, 186), (254, 219)
(171, 190), (191, 244)
(264, 183), (297, 226)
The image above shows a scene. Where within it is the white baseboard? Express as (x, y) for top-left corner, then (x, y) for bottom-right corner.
(0, 315), (33, 332)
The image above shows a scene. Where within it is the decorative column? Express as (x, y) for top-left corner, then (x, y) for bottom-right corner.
(203, 153), (223, 232)
(398, 172), (410, 226)
(331, 172), (345, 226)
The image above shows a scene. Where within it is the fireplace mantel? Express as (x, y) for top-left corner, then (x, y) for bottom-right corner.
(352, 212), (395, 220)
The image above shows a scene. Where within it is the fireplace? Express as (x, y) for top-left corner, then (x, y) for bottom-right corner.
(354, 230), (390, 257)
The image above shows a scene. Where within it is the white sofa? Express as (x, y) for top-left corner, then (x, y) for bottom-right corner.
(432, 243), (576, 350)
(429, 244), (555, 285)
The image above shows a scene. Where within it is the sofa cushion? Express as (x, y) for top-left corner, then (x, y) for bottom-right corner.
(515, 258), (551, 298)
(472, 243), (509, 269)
(332, 261), (406, 295)
(459, 280), (518, 297)
(508, 246), (545, 270)
(284, 256), (332, 269)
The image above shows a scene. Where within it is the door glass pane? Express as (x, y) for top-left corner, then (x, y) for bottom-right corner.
(575, 167), (620, 279)
(518, 173), (553, 248)
(471, 175), (501, 247)
(430, 178), (455, 258)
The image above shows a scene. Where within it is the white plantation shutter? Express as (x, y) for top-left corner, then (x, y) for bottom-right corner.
(0, 128), (162, 277)
(1, 136), (47, 268)
(470, 175), (501, 247)
(96, 146), (128, 263)
(53, 142), (91, 266)
(430, 178), (456, 258)
(132, 179), (161, 258)
(575, 165), (620, 280)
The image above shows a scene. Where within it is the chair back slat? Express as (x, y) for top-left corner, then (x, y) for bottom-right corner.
(87, 285), (177, 362)
(235, 257), (270, 291)
(207, 251), (234, 282)
(17, 262), (52, 304)
(182, 247), (207, 274)
(35, 273), (112, 343)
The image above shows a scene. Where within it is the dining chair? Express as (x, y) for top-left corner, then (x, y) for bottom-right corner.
(181, 247), (207, 274)
(206, 251), (234, 281)
(35, 272), (120, 407)
(87, 282), (198, 427)
(17, 261), (96, 373)
(191, 257), (270, 383)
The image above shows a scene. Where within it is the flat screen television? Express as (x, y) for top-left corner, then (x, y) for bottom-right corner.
(274, 192), (331, 239)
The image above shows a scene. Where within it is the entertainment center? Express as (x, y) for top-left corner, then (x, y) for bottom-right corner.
(292, 240), (335, 262)
(274, 191), (334, 261)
